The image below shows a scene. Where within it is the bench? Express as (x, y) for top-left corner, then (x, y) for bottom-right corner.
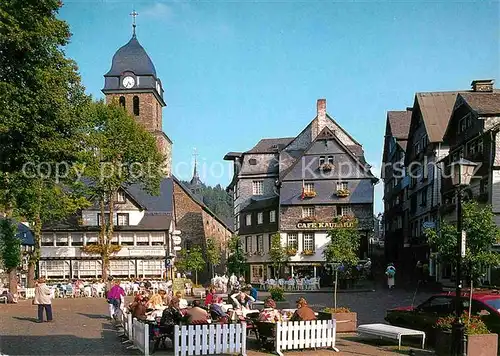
(173, 322), (247, 356)
(257, 320), (339, 356)
(357, 323), (426, 350)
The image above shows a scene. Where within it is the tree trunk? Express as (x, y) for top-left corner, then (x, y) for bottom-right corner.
(334, 269), (338, 309)
(99, 197), (108, 281)
(195, 270), (198, 285)
(27, 262), (36, 287)
(8, 268), (18, 294)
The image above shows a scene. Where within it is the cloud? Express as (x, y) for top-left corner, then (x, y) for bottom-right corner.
(140, 2), (174, 20)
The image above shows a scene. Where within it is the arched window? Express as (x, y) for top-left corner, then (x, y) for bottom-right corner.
(119, 96), (125, 108)
(133, 96), (140, 116)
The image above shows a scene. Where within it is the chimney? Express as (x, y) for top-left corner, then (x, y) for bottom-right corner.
(471, 79), (494, 92)
(317, 99), (326, 121)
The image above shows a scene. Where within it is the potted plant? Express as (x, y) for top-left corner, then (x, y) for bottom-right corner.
(318, 307), (357, 333)
(434, 312), (498, 356)
(302, 191), (317, 198)
(268, 286), (289, 309)
(299, 217), (318, 223)
(336, 189), (350, 198)
(319, 162), (333, 172)
(286, 248), (297, 256)
(302, 250), (314, 256)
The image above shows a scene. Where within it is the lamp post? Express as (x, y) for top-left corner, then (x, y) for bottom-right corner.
(450, 158), (478, 356)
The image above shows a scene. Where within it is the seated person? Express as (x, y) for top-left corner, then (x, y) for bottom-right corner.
(230, 289), (255, 310)
(175, 291), (188, 309)
(159, 289), (170, 306)
(204, 287), (217, 307)
(147, 293), (164, 309)
(160, 297), (184, 335)
(258, 298), (282, 323)
(290, 297), (316, 322)
(132, 296), (149, 321)
(247, 284), (258, 300)
(209, 300), (228, 321)
(186, 300), (209, 324)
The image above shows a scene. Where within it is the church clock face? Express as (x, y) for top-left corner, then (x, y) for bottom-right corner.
(122, 76), (135, 89)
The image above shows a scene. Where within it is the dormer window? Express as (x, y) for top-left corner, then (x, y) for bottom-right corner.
(257, 212), (263, 224)
(117, 213), (129, 226)
(116, 190), (126, 203)
(246, 214), (252, 226)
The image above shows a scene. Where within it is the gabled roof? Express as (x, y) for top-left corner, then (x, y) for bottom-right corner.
(459, 92), (500, 116)
(387, 110), (412, 139)
(415, 92), (459, 143)
(172, 176), (233, 233)
(124, 178), (174, 213)
(137, 213), (172, 229)
(246, 137), (294, 154)
(279, 126), (376, 182)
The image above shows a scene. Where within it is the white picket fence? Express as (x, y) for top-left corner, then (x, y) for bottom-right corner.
(275, 319), (339, 356)
(132, 318), (150, 356)
(25, 288), (35, 299)
(174, 322), (247, 356)
(121, 312), (133, 341)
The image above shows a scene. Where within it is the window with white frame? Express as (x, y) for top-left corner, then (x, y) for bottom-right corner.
(287, 233), (298, 249)
(120, 233), (134, 246)
(245, 236), (252, 253)
(246, 214), (252, 226)
(76, 260), (99, 277)
(117, 213), (129, 226)
(302, 206), (315, 218)
(319, 156), (325, 166)
(136, 233), (149, 246)
(71, 233), (84, 246)
(327, 156), (334, 165)
(116, 190), (126, 203)
(303, 232), (315, 251)
(97, 213), (110, 226)
(336, 182), (348, 190)
(85, 233), (98, 245)
(341, 206), (352, 216)
(151, 232), (165, 246)
(257, 212), (263, 224)
(236, 214), (240, 229)
(252, 180), (263, 195)
(304, 183), (314, 193)
(55, 233), (68, 246)
(41, 233), (54, 246)
(257, 235), (263, 252)
(110, 233), (119, 244)
(269, 210), (276, 223)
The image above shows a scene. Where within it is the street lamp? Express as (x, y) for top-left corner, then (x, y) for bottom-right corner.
(449, 158), (478, 356)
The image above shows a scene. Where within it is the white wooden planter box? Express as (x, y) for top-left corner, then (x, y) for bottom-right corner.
(275, 320), (339, 356)
(174, 322), (247, 356)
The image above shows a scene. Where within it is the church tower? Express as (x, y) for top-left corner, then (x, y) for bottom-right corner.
(102, 11), (172, 175)
(189, 149), (203, 198)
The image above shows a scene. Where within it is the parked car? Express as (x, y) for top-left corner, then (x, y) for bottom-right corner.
(385, 291), (500, 341)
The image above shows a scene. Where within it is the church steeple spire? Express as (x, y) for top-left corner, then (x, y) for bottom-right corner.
(130, 10), (138, 37)
(190, 148), (203, 196)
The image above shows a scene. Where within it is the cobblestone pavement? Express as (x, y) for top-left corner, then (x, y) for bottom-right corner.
(0, 287), (435, 355)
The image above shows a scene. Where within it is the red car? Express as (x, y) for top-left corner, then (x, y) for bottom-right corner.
(385, 290), (500, 338)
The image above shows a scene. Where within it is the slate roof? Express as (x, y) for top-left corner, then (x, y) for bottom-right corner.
(415, 92), (459, 143)
(17, 223), (35, 245)
(137, 213), (172, 229)
(124, 177), (173, 213)
(246, 137), (294, 153)
(240, 197), (279, 213)
(387, 110), (412, 139)
(459, 92), (500, 115)
(105, 35), (157, 77)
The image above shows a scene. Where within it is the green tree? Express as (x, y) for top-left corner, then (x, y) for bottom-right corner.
(426, 201), (500, 284)
(206, 237), (221, 278)
(174, 246), (205, 285)
(0, 0), (91, 287)
(80, 101), (164, 280)
(0, 219), (21, 293)
(227, 235), (246, 276)
(269, 233), (288, 278)
(323, 224), (360, 308)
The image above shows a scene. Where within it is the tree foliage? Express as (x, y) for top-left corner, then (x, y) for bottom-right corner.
(206, 237), (221, 276)
(227, 235), (246, 276)
(269, 233), (288, 278)
(426, 201), (500, 283)
(175, 246), (205, 285)
(0, 219), (21, 293)
(79, 101), (164, 280)
(323, 225), (360, 267)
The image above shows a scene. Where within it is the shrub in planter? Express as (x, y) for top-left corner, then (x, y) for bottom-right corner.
(321, 307), (357, 332)
(268, 286), (285, 301)
(434, 312), (497, 356)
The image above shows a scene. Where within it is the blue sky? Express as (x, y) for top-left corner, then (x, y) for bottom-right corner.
(59, 0), (499, 213)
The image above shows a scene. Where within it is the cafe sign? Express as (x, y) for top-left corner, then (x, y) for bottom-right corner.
(296, 221), (355, 229)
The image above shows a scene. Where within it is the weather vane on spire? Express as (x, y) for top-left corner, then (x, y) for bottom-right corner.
(130, 10), (138, 36)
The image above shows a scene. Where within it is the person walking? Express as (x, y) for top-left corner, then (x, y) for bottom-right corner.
(385, 263), (396, 289)
(107, 280), (125, 320)
(34, 278), (53, 323)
